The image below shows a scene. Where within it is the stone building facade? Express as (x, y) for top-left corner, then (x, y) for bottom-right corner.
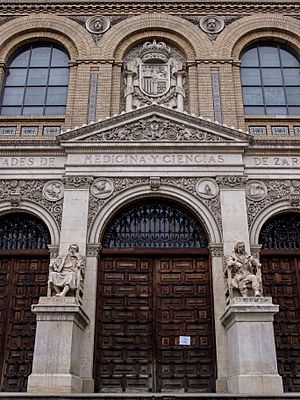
(0, 0), (299, 395)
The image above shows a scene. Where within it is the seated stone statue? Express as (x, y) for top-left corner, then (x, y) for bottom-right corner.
(48, 243), (85, 300)
(225, 240), (262, 303)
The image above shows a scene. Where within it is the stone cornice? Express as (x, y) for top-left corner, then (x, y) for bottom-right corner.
(0, 1), (299, 15)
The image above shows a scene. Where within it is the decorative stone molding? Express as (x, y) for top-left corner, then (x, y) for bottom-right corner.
(228, 296), (272, 306)
(150, 177), (160, 191)
(245, 180), (267, 201)
(209, 243), (223, 257)
(200, 16), (224, 34)
(250, 245), (262, 260)
(86, 15), (110, 34)
(43, 181), (64, 202)
(122, 40), (187, 111)
(0, 180), (63, 227)
(9, 194), (21, 208)
(216, 176), (248, 188)
(211, 70), (223, 123)
(87, 71), (99, 124)
(48, 245), (59, 259)
(63, 176), (94, 189)
(88, 176), (222, 235)
(88, 177), (149, 228)
(247, 179), (300, 227)
(90, 178), (114, 199)
(86, 244), (102, 257)
(80, 116), (230, 142)
(196, 178), (219, 199)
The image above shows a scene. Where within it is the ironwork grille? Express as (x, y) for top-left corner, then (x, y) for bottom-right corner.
(0, 213), (50, 250)
(259, 212), (300, 249)
(102, 201), (208, 248)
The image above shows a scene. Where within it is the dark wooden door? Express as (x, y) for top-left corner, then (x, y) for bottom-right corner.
(94, 255), (215, 392)
(0, 256), (49, 392)
(261, 255), (300, 392)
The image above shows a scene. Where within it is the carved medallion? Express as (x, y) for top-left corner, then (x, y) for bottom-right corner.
(85, 15), (110, 34)
(245, 180), (267, 201)
(200, 16), (225, 34)
(91, 178), (114, 199)
(43, 180), (64, 201)
(196, 178), (219, 199)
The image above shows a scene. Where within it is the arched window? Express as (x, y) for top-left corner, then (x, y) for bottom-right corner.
(240, 42), (300, 115)
(0, 42), (69, 115)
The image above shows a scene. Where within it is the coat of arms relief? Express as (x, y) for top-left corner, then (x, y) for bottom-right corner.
(123, 40), (187, 112)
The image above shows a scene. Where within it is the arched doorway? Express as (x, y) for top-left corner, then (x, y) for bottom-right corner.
(259, 212), (300, 392)
(94, 199), (216, 393)
(0, 212), (50, 392)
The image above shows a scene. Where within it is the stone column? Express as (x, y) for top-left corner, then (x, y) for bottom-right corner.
(221, 297), (283, 394)
(125, 71), (135, 112)
(175, 71), (185, 112)
(80, 244), (101, 392)
(27, 297), (89, 393)
(209, 244), (228, 392)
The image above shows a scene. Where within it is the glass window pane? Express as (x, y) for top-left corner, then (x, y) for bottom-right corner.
(51, 48), (69, 67)
(49, 68), (69, 85)
(30, 46), (51, 67)
(289, 106), (300, 115)
(261, 68), (282, 86)
(23, 106), (44, 115)
(1, 106), (22, 115)
(283, 68), (300, 86)
(5, 69), (27, 86)
(46, 86), (67, 105)
(266, 106), (287, 115)
(286, 87), (300, 106)
(27, 68), (49, 86)
(259, 45), (280, 67)
(24, 87), (46, 105)
(10, 49), (30, 67)
(244, 106), (265, 115)
(264, 87), (285, 105)
(241, 68), (261, 85)
(241, 47), (259, 67)
(242, 87), (263, 105)
(2, 87), (24, 105)
(280, 48), (299, 67)
(45, 106), (66, 114)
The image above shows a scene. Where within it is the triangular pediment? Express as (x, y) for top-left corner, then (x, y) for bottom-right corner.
(57, 104), (251, 144)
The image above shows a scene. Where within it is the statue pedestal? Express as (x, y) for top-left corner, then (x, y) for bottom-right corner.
(27, 297), (89, 394)
(220, 297), (283, 394)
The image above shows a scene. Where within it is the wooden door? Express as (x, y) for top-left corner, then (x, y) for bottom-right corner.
(0, 256), (49, 392)
(94, 255), (215, 392)
(261, 255), (300, 392)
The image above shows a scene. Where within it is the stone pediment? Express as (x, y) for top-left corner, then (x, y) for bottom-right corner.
(57, 104), (251, 144)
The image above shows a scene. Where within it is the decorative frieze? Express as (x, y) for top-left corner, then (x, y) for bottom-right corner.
(249, 126), (267, 136)
(0, 180), (64, 227)
(43, 181), (64, 202)
(216, 176), (247, 188)
(63, 176), (94, 189)
(0, 127), (16, 136)
(87, 72), (99, 124)
(247, 179), (300, 227)
(21, 126), (38, 136)
(88, 176), (222, 235)
(271, 126), (289, 136)
(43, 126), (61, 136)
(80, 116), (229, 142)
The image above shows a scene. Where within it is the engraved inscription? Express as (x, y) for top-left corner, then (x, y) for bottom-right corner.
(252, 157), (300, 167)
(84, 154), (225, 165)
(0, 157), (56, 167)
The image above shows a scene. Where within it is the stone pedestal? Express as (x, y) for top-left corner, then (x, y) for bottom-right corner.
(27, 297), (89, 394)
(220, 297), (283, 395)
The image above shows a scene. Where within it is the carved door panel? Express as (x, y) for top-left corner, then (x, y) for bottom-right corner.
(155, 257), (215, 392)
(261, 255), (300, 392)
(95, 255), (215, 392)
(0, 256), (49, 392)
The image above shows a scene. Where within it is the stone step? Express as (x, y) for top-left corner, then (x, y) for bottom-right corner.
(0, 394), (299, 400)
